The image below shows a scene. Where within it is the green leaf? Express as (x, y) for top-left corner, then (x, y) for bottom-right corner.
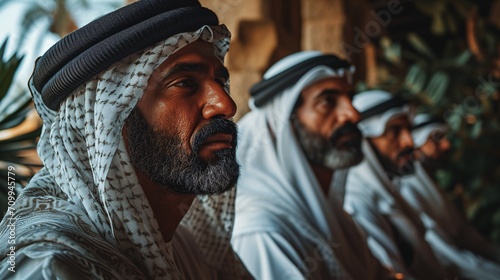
(0, 98), (32, 130)
(452, 51), (472, 66)
(470, 120), (483, 139)
(425, 71), (449, 104)
(407, 33), (436, 59)
(405, 64), (428, 93)
(0, 37), (8, 59)
(431, 14), (446, 35)
(0, 54), (24, 101)
(0, 127), (42, 145)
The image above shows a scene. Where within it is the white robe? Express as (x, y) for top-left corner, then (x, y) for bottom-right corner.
(344, 140), (454, 280)
(399, 162), (500, 279)
(232, 65), (388, 280)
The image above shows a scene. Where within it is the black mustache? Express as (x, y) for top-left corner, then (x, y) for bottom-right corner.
(330, 122), (362, 143)
(397, 147), (414, 159)
(192, 118), (238, 154)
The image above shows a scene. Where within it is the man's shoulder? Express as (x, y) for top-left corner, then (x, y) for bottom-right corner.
(233, 200), (308, 239)
(1, 242), (145, 280)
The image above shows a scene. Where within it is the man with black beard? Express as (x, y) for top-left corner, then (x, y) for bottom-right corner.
(344, 90), (454, 280)
(125, 111), (238, 195)
(399, 114), (500, 279)
(232, 51), (390, 280)
(0, 0), (252, 279)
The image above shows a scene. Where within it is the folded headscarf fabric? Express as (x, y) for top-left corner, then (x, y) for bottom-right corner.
(345, 91), (453, 279)
(353, 90), (410, 138)
(402, 114), (500, 279)
(33, 0), (218, 111)
(233, 51), (387, 280)
(411, 114), (447, 148)
(399, 162), (500, 280)
(249, 51), (354, 108)
(0, 1), (249, 278)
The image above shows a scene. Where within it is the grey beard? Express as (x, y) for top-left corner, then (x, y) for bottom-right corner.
(291, 117), (363, 170)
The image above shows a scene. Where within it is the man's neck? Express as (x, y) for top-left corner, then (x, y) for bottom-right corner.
(310, 162), (334, 196)
(136, 170), (195, 243)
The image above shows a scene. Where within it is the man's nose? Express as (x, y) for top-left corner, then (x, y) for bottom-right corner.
(338, 96), (361, 124)
(400, 128), (414, 149)
(202, 81), (237, 120)
(440, 138), (451, 152)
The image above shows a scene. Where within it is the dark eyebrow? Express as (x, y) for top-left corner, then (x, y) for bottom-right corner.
(316, 89), (355, 100)
(161, 62), (208, 80)
(316, 89), (356, 102)
(160, 62), (229, 81)
(317, 89), (342, 97)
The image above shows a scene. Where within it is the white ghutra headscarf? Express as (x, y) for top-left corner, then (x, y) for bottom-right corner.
(0, 25), (249, 279)
(233, 51), (385, 280)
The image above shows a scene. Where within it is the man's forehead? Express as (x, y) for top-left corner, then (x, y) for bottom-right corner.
(386, 114), (411, 127)
(151, 41), (227, 79)
(156, 40), (217, 67)
(303, 76), (353, 96)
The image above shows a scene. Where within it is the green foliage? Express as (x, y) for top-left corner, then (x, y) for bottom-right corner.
(366, 1), (500, 243)
(0, 38), (42, 217)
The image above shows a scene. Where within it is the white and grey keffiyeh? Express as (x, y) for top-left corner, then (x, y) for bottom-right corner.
(0, 25), (249, 279)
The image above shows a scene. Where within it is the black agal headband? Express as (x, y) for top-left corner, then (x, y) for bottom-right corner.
(249, 55), (352, 108)
(32, 0), (219, 111)
(359, 96), (408, 120)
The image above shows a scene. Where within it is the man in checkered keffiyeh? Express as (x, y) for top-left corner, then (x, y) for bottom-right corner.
(0, 0), (251, 279)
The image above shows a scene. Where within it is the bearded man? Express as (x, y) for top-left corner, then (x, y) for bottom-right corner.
(400, 114), (500, 280)
(344, 90), (454, 280)
(0, 0), (251, 279)
(232, 51), (390, 280)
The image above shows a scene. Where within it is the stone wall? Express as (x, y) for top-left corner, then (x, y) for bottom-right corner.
(200, 0), (297, 119)
(301, 0), (346, 55)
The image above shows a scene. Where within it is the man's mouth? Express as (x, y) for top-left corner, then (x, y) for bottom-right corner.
(199, 133), (233, 150)
(336, 131), (360, 143)
(396, 149), (414, 164)
(330, 123), (362, 146)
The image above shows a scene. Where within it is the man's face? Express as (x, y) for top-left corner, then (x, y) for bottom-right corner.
(369, 114), (415, 176)
(124, 40), (239, 195)
(292, 77), (363, 169)
(417, 129), (451, 168)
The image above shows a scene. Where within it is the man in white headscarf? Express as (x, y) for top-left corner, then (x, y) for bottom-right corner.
(232, 51), (390, 280)
(0, 0), (251, 279)
(399, 113), (500, 279)
(345, 90), (456, 280)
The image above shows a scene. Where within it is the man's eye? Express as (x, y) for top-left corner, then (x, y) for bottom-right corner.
(169, 78), (198, 89)
(319, 96), (336, 107)
(389, 127), (401, 137)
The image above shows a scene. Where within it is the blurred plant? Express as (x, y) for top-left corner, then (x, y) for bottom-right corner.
(0, 0), (121, 51)
(360, 0), (500, 242)
(0, 38), (42, 217)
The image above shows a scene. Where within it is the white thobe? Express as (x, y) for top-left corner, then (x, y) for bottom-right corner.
(399, 162), (500, 279)
(344, 140), (454, 280)
(232, 65), (389, 280)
